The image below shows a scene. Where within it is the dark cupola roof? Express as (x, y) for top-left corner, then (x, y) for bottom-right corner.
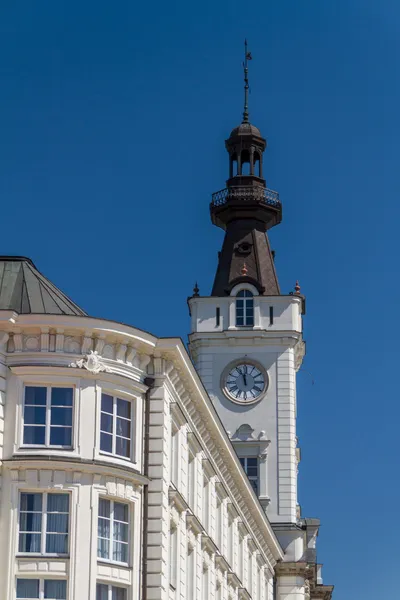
(209, 43), (282, 297)
(0, 256), (87, 316)
(229, 122), (262, 138)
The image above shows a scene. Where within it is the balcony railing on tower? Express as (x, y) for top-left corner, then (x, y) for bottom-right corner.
(211, 186), (280, 208)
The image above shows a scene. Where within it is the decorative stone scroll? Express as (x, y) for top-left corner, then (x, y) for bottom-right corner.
(70, 350), (111, 374)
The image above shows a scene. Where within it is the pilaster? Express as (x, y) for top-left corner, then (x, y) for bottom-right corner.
(146, 381), (171, 600)
(276, 348), (297, 522)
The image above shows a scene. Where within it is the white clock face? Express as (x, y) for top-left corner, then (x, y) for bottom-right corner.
(225, 363), (266, 402)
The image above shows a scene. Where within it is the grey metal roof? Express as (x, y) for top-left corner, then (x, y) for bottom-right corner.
(0, 257), (87, 316)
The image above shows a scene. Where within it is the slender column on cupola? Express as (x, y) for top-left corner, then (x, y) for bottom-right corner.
(250, 147), (255, 175)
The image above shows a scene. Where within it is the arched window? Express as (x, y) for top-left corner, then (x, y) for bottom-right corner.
(236, 290), (254, 326)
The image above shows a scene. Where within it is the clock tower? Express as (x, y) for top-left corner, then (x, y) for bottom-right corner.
(188, 45), (307, 559)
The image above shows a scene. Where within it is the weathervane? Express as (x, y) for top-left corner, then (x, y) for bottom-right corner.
(243, 39), (252, 123)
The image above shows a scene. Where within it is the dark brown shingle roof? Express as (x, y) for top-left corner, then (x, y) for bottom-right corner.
(0, 257), (87, 316)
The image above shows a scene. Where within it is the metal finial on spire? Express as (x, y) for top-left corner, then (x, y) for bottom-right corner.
(243, 39), (252, 123)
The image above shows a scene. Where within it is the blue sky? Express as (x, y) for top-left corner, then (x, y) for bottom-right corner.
(1, 1), (399, 597)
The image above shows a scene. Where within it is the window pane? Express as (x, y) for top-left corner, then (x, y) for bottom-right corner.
(47, 494), (69, 514)
(244, 290), (253, 297)
(99, 499), (111, 518)
(97, 536), (110, 559)
(50, 427), (72, 446)
(101, 412), (113, 433)
(50, 407), (72, 426)
(19, 533), (41, 553)
(23, 426), (45, 445)
(113, 521), (128, 543)
(236, 317), (244, 326)
(46, 534), (68, 554)
(46, 514), (69, 534)
(20, 494), (42, 512)
(100, 432), (113, 453)
(24, 406), (46, 425)
(112, 586), (127, 600)
(116, 399), (130, 419)
(51, 388), (73, 406)
(19, 512), (42, 533)
(44, 580), (67, 599)
(247, 458), (258, 467)
(116, 437), (130, 458)
(98, 517), (110, 539)
(114, 502), (128, 523)
(101, 394), (113, 414)
(250, 479), (258, 493)
(237, 290), (245, 297)
(116, 417), (130, 438)
(25, 387), (46, 406)
(236, 300), (244, 308)
(97, 584), (109, 600)
(16, 579), (39, 598)
(113, 541), (128, 563)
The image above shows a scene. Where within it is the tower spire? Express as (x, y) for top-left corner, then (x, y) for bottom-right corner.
(243, 39), (252, 123)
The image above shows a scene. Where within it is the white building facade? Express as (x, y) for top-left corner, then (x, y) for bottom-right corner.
(0, 66), (334, 600)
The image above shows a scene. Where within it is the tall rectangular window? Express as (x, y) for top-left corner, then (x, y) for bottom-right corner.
(96, 583), (127, 600)
(100, 394), (132, 459)
(187, 547), (194, 600)
(202, 474), (210, 532)
(239, 457), (259, 495)
(169, 527), (178, 590)
(215, 495), (222, 550)
(18, 493), (69, 555)
(16, 579), (67, 599)
(238, 533), (244, 581)
(248, 549), (253, 595)
(202, 567), (209, 600)
(236, 290), (254, 327)
(23, 386), (73, 447)
(97, 499), (129, 564)
(170, 423), (179, 486)
(188, 449), (196, 509)
(227, 512), (233, 566)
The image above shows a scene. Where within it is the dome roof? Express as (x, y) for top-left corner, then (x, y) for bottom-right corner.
(229, 122), (262, 138)
(0, 256), (87, 316)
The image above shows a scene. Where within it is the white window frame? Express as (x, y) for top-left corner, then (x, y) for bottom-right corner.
(18, 492), (70, 557)
(21, 385), (74, 449)
(96, 582), (128, 600)
(239, 456), (259, 495)
(16, 578), (67, 600)
(99, 393), (134, 461)
(97, 497), (130, 566)
(235, 290), (254, 327)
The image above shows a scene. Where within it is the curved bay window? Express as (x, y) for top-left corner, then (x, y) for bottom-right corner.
(236, 290), (254, 327)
